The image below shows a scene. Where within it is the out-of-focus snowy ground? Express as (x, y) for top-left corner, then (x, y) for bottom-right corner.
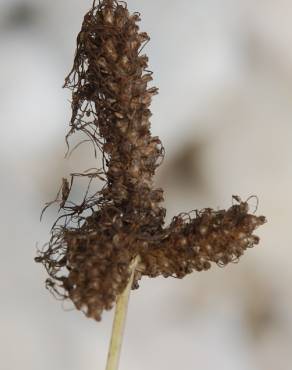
(1, 1), (292, 370)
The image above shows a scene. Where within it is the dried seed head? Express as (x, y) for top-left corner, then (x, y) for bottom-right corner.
(36, 0), (266, 321)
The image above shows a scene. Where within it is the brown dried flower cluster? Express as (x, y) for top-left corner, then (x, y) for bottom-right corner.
(36, 0), (266, 321)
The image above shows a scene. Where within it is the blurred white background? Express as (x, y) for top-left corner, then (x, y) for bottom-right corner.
(0, 1), (291, 369)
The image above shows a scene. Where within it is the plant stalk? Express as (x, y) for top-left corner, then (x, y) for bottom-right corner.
(105, 256), (140, 370)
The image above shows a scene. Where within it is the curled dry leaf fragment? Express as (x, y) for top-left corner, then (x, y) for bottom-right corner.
(36, 0), (266, 321)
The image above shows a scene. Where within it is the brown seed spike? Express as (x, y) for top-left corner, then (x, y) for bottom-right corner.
(36, 0), (266, 321)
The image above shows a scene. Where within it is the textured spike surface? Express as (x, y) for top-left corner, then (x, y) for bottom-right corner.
(36, 0), (266, 321)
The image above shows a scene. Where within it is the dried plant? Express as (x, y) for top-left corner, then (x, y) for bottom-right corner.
(36, 0), (266, 324)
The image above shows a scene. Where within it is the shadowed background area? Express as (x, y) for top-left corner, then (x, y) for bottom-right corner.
(0, 1), (291, 369)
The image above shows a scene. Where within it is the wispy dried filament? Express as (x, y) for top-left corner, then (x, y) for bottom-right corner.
(36, 0), (266, 321)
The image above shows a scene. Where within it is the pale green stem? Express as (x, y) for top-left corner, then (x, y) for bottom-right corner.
(105, 256), (140, 370)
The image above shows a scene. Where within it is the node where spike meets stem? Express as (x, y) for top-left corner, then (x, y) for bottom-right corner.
(105, 256), (140, 370)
